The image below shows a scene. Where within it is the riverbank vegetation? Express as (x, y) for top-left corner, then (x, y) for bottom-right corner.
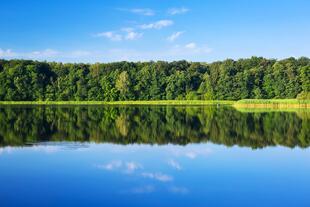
(234, 99), (310, 108)
(0, 57), (309, 101)
(0, 99), (309, 108)
(0, 100), (234, 105)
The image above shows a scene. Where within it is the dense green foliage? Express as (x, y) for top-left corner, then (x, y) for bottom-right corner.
(0, 106), (309, 148)
(0, 57), (309, 101)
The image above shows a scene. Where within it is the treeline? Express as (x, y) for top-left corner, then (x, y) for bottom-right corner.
(0, 106), (309, 148)
(0, 57), (309, 101)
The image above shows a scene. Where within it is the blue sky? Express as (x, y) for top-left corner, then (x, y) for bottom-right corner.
(0, 0), (310, 63)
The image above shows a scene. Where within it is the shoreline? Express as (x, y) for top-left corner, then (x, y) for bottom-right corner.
(0, 100), (234, 106)
(0, 99), (309, 108)
(233, 99), (310, 109)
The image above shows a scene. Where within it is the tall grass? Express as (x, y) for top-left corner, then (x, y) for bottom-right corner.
(0, 100), (235, 106)
(236, 99), (310, 104)
(234, 99), (310, 108)
(0, 99), (309, 107)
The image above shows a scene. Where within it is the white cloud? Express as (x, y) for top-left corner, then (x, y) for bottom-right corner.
(167, 31), (184, 42)
(27, 49), (60, 58)
(168, 7), (189, 15)
(140, 20), (173, 29)
(102, 43), (212, 62)
(185, 42), (197, 49)
(162, 43), (212, 59)
(167, 159), (182, 170)
(0, 42), (212, 62)
(125, 30), (143, 40)
(0, 48), (16, 58)
(95, 28), (142, 41)
(141, 172), (173, 182)
(95, 31), (122, 41)
(0, 48), (94, 61)
(68, 50), (92, 58)
(129, 8), (155, 16)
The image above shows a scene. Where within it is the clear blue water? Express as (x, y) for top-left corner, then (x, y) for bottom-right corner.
(0, 106), (309, 207)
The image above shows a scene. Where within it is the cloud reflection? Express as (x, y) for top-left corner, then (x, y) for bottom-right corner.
(96, 160), (142, 173)
(96, 160), (123, 171)
(141, 172), (173, 182)
(130, 185), (155, 194)
(169, 186), (189, 194)
(170, 146), (213, 160)
(167, 159), (182, 170)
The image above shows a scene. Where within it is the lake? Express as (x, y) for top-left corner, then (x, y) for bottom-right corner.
(0, 106), (309, 207)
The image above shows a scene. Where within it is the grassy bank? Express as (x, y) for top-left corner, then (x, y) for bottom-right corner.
(0, 99), (309, 107)
(235, 108), (310, 113)
(234, 99), (310, 108)
(0, 100), (234, 106)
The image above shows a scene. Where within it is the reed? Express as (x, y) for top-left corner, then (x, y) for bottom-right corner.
(0, 100), (235, 106)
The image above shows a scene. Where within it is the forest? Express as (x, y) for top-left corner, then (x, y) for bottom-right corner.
(0, 57), (309, 101)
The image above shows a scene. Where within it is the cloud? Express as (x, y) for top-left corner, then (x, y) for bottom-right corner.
(185, 42), (196, 49)
(164, 43), (212, 59)
(168, 7), (189, 15)
(130, 185), (155, 194)
(68, 50), (92, 58)
(125, 31), (143, 40)
(167, 31), (184, 42)
(129, 8), (155, 16)
(0, 42), (212, 62)
(122, 28), (143, 40)
(102, 43), (212, 62)
(1, 48), (59, 59)
(0, 48), (17, 58)
(95, 31), (122, 41)
(0, 48), (94, 61)
(169, 186), (189, 194)
(167, 159), (182, 170)
(27, 49), (60, 58)
(95, 28), (142, 41)
(141, 172), (173, 182)
(140, 20), (173, 29)
(118, 8), (155, 16)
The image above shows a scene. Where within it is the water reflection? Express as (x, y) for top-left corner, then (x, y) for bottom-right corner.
(0, 106), (309, 148)
(1, 143), (310, 207)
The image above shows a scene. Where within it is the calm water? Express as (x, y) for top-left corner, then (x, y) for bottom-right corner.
(0, 106), (309, 207)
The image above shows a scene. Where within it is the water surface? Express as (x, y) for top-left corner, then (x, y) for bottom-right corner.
(0, 106), (309, 207)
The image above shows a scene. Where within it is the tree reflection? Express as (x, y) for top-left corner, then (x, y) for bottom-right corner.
(0, 106), (309, 148)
